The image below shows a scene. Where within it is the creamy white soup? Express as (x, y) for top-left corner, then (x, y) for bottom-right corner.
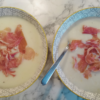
(0, 17), (43, 88)
(58, 18), (100, 93)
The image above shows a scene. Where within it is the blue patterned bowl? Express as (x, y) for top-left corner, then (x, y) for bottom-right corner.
(52, 7), (100, 100)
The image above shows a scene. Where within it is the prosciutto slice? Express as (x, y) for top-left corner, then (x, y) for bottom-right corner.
(15, 25), (27, 53)
(0, 25), (36, 77)
(69, 40), (85, 51)
(70, 25), (100, 79)
(82, 25), (99, 38)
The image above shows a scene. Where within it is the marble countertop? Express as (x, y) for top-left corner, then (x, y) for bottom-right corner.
(0, 0), (100, 100)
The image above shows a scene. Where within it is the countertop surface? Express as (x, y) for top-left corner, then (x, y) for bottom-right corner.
(0, 0), (100, 100)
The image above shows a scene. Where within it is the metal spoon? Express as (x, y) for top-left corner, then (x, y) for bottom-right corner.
(41, 42), (69, 85)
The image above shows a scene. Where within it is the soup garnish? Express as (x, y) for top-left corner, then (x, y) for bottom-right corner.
(69, 26), (100, 79)
(0, 25), (36, 77)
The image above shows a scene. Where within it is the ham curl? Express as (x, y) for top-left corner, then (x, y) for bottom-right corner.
(69, 40), (85, 51)
(70, 25), (100, 79)
(82, 25), (99, 38)
(0, 25), (37, 77)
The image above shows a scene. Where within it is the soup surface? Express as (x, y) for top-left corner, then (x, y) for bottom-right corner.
(0, 17), (43, 88)
(58, 17), (100, 93)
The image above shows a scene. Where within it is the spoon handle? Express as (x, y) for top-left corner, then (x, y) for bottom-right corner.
(41, 46), (69, 85)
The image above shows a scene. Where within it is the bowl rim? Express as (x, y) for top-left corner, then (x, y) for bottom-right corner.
(0, 6), (48, 97)
(51, 7), (100, 100)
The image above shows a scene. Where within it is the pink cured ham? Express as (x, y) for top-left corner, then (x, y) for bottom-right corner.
(72, 57), (78, 69)
(77, 54), (88, 73)
(24, 47), (36, 60)
(70, 25), (100, 79)
(69, 40), (85, 51)
(0, 25), (36, 77)
(15, 25), (27, 53)
(3, 32), (23, 48)
(82, 25), (99, 38)
(83, 70), (91, 79)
